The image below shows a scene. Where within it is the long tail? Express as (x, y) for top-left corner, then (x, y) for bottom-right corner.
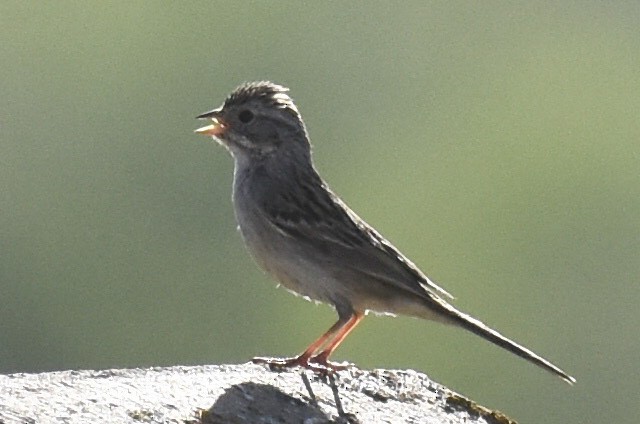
(436, 299), (576, 384)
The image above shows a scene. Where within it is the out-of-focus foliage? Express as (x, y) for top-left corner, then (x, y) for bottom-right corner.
(1, 2), (638, 423)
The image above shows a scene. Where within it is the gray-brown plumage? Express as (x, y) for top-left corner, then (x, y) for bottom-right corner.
(195, 81), (575, 384)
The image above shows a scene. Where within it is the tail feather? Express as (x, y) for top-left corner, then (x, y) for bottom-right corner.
(439, 300), (576, 384)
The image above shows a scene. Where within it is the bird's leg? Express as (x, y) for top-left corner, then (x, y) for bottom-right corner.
(252, 311), (364, 373)
(309, 311), (364, 370)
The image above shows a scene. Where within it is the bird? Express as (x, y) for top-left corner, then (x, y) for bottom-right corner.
(194, 81), (575, 384)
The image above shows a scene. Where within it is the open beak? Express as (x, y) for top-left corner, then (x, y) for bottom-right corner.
(195, 109), (226, 137)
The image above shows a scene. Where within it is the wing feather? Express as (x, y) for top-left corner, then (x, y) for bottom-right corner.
(258, 177), (454, 301)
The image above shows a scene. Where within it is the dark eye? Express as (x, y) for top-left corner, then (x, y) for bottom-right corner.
(238, 109), (254, 123)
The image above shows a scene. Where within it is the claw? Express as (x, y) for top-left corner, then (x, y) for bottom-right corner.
(252, 355), (354, 375)
(252, 312), (364, 375)
(308, 354), (354, 372)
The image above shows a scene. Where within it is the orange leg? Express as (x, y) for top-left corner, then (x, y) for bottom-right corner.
(309, 312), (363, 368)
(252, 311), (364, 373)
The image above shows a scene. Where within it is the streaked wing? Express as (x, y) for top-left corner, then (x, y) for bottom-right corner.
(259, 178), (454, 301)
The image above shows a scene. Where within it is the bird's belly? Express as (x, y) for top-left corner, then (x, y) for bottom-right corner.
(247, 236), (334, 304)
(234, 207), (334, 304)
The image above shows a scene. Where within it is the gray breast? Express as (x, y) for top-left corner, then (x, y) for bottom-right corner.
(231, 161), (336, 305)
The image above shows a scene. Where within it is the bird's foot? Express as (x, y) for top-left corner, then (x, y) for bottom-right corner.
(252, 355), (353, 375)
(309, 353), (353, 372)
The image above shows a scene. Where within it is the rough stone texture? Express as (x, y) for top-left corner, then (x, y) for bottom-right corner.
(0, 364), (516, 424)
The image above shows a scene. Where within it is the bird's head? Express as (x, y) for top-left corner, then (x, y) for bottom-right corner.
(196, 81), (310, 160)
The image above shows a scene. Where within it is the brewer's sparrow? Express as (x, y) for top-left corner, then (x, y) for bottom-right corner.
(195, 81), (575, 384)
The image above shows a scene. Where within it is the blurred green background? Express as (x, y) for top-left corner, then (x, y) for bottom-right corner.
(2, 2), (638, 423)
